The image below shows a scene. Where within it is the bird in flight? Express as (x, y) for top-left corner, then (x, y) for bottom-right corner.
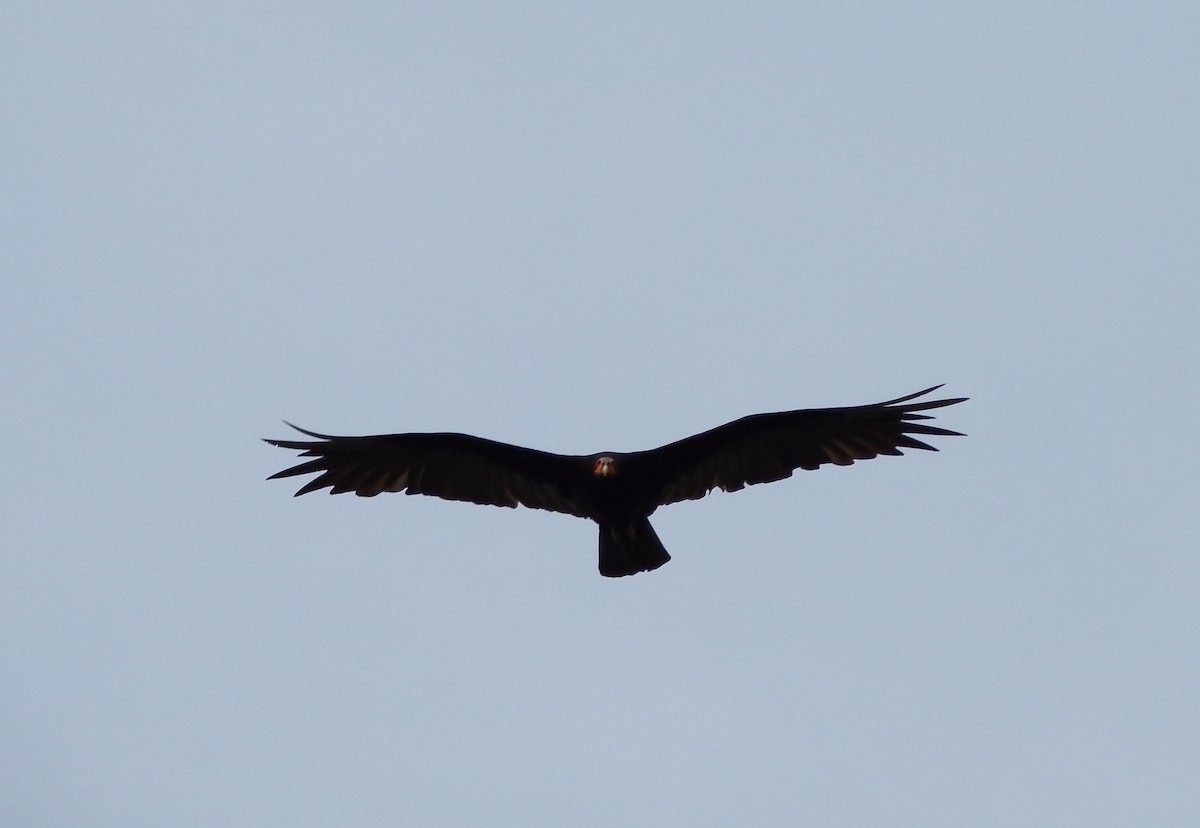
(265, 386), (966, 577)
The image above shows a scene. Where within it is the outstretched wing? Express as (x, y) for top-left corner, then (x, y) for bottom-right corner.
(634, 386), (966, 507)
(265, 426), (591, 517)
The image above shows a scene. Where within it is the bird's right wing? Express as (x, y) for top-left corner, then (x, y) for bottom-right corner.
(265, 425), (592, 517)
(633, 386), (967, 507)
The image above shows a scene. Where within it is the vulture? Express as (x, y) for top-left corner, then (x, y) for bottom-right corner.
(265, 386), (966, 577)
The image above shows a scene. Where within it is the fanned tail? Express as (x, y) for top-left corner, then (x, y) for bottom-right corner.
(598, 518), (671, 577)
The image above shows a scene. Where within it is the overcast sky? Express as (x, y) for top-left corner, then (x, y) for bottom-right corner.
(4, 2), (1198, 826)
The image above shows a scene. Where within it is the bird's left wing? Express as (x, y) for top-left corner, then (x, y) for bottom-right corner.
(265, 425), (591, 517)
(632, 386), (967, 507)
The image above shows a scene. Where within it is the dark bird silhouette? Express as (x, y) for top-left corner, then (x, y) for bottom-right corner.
(265, 386), (966, 577)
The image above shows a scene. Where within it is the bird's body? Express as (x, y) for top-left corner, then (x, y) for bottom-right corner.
(266, 386), (966, 576)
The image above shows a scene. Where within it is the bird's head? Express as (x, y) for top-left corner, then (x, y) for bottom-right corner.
(593, 456), (617, 477)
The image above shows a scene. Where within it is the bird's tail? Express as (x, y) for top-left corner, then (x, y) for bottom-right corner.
(598, 518), (671, 577)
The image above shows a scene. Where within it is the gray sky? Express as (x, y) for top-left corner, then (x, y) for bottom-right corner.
(4, 2), (1198, 826)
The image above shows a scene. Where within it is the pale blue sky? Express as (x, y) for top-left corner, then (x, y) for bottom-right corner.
(4, 3), (1198, 826)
